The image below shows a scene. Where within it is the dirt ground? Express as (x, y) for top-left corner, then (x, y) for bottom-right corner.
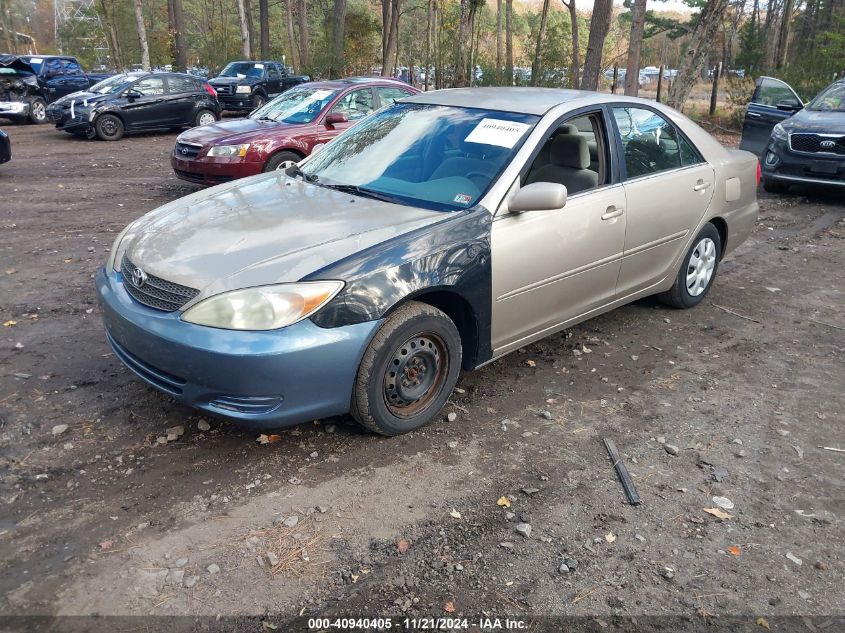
(0, 121), (843, 633)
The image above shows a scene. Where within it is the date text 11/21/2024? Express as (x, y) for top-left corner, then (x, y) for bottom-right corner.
(306, 617), (528, 630)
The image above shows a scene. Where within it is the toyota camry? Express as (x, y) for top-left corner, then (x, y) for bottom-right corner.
(97, 88), (759, 435)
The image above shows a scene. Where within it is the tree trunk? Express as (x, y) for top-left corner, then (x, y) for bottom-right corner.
(168, 0), (187, 72)
(623, 0), (646, 96)
(298, 0), (311, 71)
(531, 0), (551, 86)
(456, 0), (469, 86)
(580, 0), (612, 90)
(329, 0), (347, 78)
(99, 0), (125, 69)
(496, 0), (503, 83)
(258, 0), (269, 59)
(0, 0), (16, 55)
(667, 0), (729, 109)
(774, 0), (794, 68)
(285, 0), (299, 69)
(236, 0), (252, 58)
(133, 0), (151, 70)
(244, 0), (256, 59)
(561, 0), (579, 88)
(505, 0), (513, 85)
(381, 0), (400, 77)
(425, 0), (433, 89)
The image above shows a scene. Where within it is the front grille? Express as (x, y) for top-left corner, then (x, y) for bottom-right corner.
(214, 84), (235, 96)
(789, 133), (845, 155)
(175, 142), (202, 159)
(120, 256), (199, 312)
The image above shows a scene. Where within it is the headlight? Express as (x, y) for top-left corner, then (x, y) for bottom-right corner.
(771, 123), (787, 141)
(235, 85), (252, 94)
(208, 144), (250, 157)
(181, 281), (344, 330)
(108, 221), (137, 272)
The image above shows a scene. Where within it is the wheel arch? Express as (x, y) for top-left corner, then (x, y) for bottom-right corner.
(709, 216), (728, 259)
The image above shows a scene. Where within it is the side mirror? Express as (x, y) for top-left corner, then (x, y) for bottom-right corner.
(776, 100), (801, 112)
(508, 182), (567, 213)
(324, 112), (348, 126)
(125, 89), (142, 100)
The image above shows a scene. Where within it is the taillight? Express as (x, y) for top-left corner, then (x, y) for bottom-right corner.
(756, 161), (761, 185)
(204, 83), (217, 97)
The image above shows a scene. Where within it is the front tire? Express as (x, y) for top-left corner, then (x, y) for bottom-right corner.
(351, 301), (462, 436)
(657, 223), (722, 309)
(27, 98), (47, 124)
(94, 114), (124, 141)
(252, 94), (267, 110)
(263, 150), (302, 172)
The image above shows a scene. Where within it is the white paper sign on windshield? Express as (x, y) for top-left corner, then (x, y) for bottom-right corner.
(464, 118), (531, 148)
(309, 90), (334, 100)
(254, 63), (265, 69)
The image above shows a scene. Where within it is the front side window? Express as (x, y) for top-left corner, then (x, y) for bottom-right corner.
(752, 77), (802, 108)
(268, 65), (281, 79)
(329, 88), (375, 121)
(807, 83), (845, 112)
(614, 107), (698, 179)
(132, 77), (166, 96)
(249, 86), (339, 124)
(300, 103), (538, 211)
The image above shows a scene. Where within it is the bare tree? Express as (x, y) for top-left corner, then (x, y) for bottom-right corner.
(298, 0), (311, 71)
(581, 0), (613, 90)
(531, 0), (551, 85)
(258, 0), (269, 58)
(99, 0), (125, 69)
(167, 0), (187, 71)
(624, 0), (647, 95)
(426, 0), (433, 89)
(133, 0), (151, 70)
(667, 0), (729, 109)
(236, 0), (251, 58)
(244, 0), (256, 58)
(561, 0), (579, 88)
(285, 0), (299, 69)
(496, 0), (503, 83)
(329, 0), (347, 78)
(775, 0), (795, 68)
(505, 0), (513, 85)
(456, 0), (469, 86)
(381, 0), (401, 77)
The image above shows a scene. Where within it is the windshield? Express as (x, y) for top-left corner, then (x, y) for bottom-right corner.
(0, 67), (34, 77)
(89, 74), (135, 94)
(219, 62), (266, 79)
(807, 83), (845, 112)
(299, 103), (538, 212)
(250, 86), (338, 124)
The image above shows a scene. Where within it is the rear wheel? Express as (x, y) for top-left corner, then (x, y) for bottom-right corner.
(194, 108), (217, 127)
(351, 301), (462, 436)
(94, 114), (124, 141)
(263, 150), (302, 172)
(657, 223), (722, 309)
(762, 176), (789, 194)
(27, 98), (47, 124)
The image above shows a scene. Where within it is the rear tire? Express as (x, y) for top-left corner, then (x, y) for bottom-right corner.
(351, 301), (462, 436)
(762, 176), (789, 194)
(95, 114), (124, 141)
(27, 98), (47, 124)
(194, 108), (217, 127)
(263, 150), (302, 172)
(657, 223), (722, 309)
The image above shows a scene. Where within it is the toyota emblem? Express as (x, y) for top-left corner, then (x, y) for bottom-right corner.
(131, 267), (148, 288)
(820, 140), (836, 149)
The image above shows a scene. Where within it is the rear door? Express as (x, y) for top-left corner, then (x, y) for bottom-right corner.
(163, 75), (200, 125)
(739, 77), (803, 156)
(266, 64), (283, 97)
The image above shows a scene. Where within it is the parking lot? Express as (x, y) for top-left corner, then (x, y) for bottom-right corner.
(1, 123), (843, 628)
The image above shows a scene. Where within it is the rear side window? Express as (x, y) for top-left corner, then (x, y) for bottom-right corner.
(613, 107), (701, 179)
(133, 77), (166, 95)
(377, 87), (414, 106)
(62, 59), (82, 74)
(167, 76), (199, 93)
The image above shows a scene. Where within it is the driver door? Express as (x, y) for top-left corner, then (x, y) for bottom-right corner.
(739, 77), (803, 156)
(316, 87), (375, 144)
(121, 76), (170, 129)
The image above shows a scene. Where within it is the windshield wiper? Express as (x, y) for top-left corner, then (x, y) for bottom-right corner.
(287, 163), (319, 183)
(321, 184), (405, 205)
(256, 116), (276, 122)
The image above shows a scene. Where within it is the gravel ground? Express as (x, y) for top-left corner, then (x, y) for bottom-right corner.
(0, 122), (843, 632)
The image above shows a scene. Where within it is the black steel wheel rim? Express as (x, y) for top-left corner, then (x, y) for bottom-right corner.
(383, 333), (449, 418)
(101, 118), (118, 136)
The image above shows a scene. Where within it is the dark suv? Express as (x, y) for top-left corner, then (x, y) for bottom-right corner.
(209, 61), (309, 111)
(46, 72), (221, 140)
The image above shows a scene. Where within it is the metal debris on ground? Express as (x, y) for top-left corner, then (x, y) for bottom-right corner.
(603, 438), (642, 506)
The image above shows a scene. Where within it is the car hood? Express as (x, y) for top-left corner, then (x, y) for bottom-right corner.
(176, 118), (301, 145)
(49, 91), (110, 107)
(783, 109), (845, 134)
(123, 172), (446, 300)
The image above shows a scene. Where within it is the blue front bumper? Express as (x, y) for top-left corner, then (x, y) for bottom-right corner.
(95, 267), (380, 428)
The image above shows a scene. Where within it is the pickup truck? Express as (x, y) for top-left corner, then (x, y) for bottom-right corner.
(0, 54), (113, 124)
(208, 60), (309, 112)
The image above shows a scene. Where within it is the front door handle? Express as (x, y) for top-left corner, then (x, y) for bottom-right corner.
(601, 206), (624, 220)
(693, 180), (711, 192)
(747, 112), (761, 119)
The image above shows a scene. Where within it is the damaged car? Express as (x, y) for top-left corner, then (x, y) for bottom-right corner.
(0, 55), (46, 124)
(97, 88), (759, 435)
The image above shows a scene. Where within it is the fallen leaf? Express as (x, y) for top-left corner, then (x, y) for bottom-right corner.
(262, 622), (278, 631)
(728, 545), (742, 557)
(2, 320), (16, 327)
(443, 601), (456, 613)
(703, 507), (734, 520)
(99, 540), (114, 550)
(449, 509), (462, 519)
(525, 360), (536, 367)
(505, 580), (513, 586)
(256, 434), (282, 445)
(605, 532), (616, 543)
(496, 495), (511, 508)
(756, 617), (770, 630)
(397, 538), (411, 554)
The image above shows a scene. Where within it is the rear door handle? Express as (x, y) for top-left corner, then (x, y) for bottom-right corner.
(693, 181), (711, 192)
(601, 206), (624, 220)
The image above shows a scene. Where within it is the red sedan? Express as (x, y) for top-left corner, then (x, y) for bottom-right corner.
(171, 78), (420, 185)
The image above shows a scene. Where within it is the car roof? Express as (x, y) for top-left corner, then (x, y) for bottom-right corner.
(300, 77), (414, 90)
(405, 87), (603, 115)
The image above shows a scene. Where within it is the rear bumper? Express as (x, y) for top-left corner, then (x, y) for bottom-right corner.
(762, 139), (845, 188)
(171, 151), (264, 185)
(96, 267), (380, 428)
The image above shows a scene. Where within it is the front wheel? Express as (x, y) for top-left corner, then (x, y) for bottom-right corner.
(94, 114), (124, 141)
(263, 150), (302, 172)
(27, 98), (47, 124)
(252, 94), (266, 110)
(351, 301), (462, 436)
(657, 223), (722, 309)
(194, 108), (217, 127)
